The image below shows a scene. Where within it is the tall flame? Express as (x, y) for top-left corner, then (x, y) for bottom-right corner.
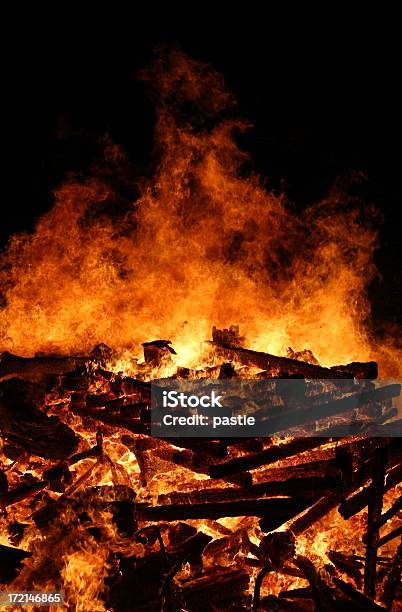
(0, 50), (398, 372)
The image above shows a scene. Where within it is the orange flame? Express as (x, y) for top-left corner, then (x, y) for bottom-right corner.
(0, 50), (399, 374)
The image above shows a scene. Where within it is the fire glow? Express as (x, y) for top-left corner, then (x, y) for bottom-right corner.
(0, 50), (400, 377)
(0, 50), (401, 611)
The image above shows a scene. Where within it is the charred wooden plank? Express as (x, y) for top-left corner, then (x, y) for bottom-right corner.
(328, 551), (363, 588)
(150, 440), (252, 487)
(67, 443), (103, 466)
(287, 441), (399, 534)
(0, 344), (111, 384)
(210, 434), (390, 483)
(339, 462), (402, 519)
(209, 437), (330, 478)
(79, 409), (151, 435)
(170, 531), (212, 568)
(157, 475), (336, 505)
(226, 438), (265, 452)
(1, 480), (48, 508)
(137, 497), (309, 523)
(257, 384), (401, 435)
(0, 378), (79, 459)
(284, 490), (346, 535)
(279, 587), (313, 599)
(264, 594), (313, 610)
(365, 497), (402, 540)
(380, 540), (402, 609)
(332, 577), (387, 611)
(293, 555), (342, 611)
(202, 531), (243, 561)
(378, 525), (402, 548)
(179, 567), (249, 610)
(0, 351), (91, 382)
(207, 342), (378, 379)
(364, 447), (387, 597)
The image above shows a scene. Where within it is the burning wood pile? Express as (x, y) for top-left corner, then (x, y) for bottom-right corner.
(0, 327), (401, 611)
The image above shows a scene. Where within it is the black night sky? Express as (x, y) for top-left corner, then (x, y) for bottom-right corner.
(3, 15), (401, 328)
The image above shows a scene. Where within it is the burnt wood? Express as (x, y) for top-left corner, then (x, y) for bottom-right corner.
(328, 550), (363, 588)
(209, 437), (330, 478)
(380, 540), (402, 609)
(378, 525), (402, 548)
(157, 475), (336, 505)
(364, 447), (387, 597)
(339, 461), (402, 519)
(208, 342), (378, 379)
(0, 378), (79, 459)
(179, 567), (250, 610)
(332, 577), (387, 611)
(255, 384), (401, 435)
(137, 497), (309, 523)
(0, 351), (91, 381)
(2, 480), (49, 508)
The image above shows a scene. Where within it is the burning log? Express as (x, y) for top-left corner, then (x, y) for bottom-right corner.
(207, 341), (378, 379)
(279, 587), (313, 600)
(170, 531), (212, 570)
(1, 480), (48, 508)
(136, 436), (251, 486)
(284, 490), (347, 535)
(136, 525), (211, 571)
(250, 531), (297, 611)
(264, 595), (313, 611)
(212, 325), (246, 347)
(209, 437), (392, 486)
(178, 567), (250, 610)
(364, 447), (387, 597)
(165, 444), (253, 487)
(378, 525), (402, 548)
(286, 440), (399, 535)
(66, 441), (103, 466)
(158, 475), (336, 505)
(128, 524), (212, 579)
(328, 550), (363, 588)
(332, 577), (387, 611)
(291, 557), (385, 611)
(227, 437), (265, 452)
(0, 378), (79, 459)
(43, 463), (72, 492)
(292, 555), (341, 611)
(380, 540), (402, 609)
(209, 437), (331, 478)
(137, 497), (309, 524)
(202, 530), (244, 562)
(283, 444), (360, 533)
(0, 351), (90, 382)
(339, 461), (402, 519)
(256, 384), (401, 435)
(81, 408), (150, 435)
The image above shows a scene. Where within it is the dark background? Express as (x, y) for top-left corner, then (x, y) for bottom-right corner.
(3, 15), (401, 326)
